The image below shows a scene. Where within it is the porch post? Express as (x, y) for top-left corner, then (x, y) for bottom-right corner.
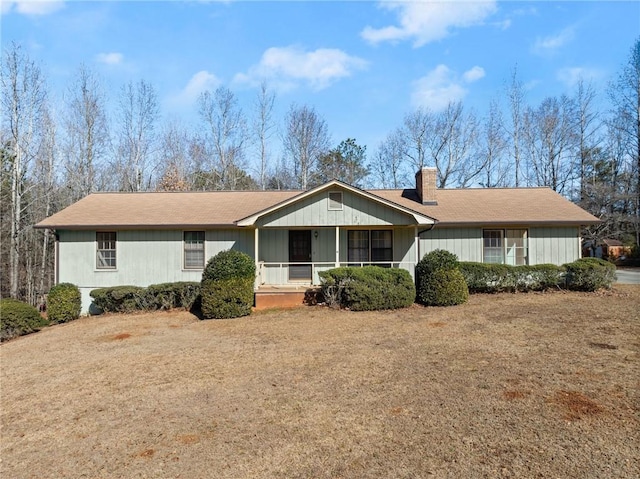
(254, 227), (260, 288)
(335, 226), (340, 267)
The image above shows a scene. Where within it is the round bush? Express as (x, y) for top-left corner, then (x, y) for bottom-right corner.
(202, 250), (255, 282)
(416, 249), (459, 277)
(564, 257), (617, 291)
(416, 250), (468, 306)
(0, 299), (48, 341)
(47, 283), (81, 323)
(417, 268), (469, 306)
(201, 278), (254, 319)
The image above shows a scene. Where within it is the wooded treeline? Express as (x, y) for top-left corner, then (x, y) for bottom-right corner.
(1, 39), (639, 304)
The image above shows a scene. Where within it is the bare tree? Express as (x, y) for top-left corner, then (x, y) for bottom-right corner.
(283, 104), (330, 189)
(574, 79), (600, 203)
(402, 107), (432, 171)
(479, 99), (509, 187)
(429, 101), (481, 188)
(609, 37), (640, 245)
(523, 95), (577, 194)
(115, 79), (159, 191)
(1, 43), (46, 299)
(370, 129), (409, 189)
(198, 86), (248, 190)
(506, 67), (526, 187)
(63, 64), (110, 201)
(252, 82), (276, 190)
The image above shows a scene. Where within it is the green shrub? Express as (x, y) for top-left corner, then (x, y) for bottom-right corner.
(563, 258), (616, 291)
(144, 282), (200, 311)
(415, 249), (459, 277)
(47, 283), (81, 323)
(418, 268), (469, 306)
(202, 250), (255, 282)
(90, 286), (147, 313)
(416, 250), (468, 306)
(200, 250), (255, 319)
(459, 262), (563, 293)
(200, 278), (254, 319)
(0, 299), (48, 341)
(319, 266), (415, 311)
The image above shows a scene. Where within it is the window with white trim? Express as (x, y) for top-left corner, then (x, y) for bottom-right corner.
(328, 191), (343, 210)
(348, 230), (393, 265)
(184, 231), (205, 269)
(483, 229), (528, 265)
(96, 232), (117, 269)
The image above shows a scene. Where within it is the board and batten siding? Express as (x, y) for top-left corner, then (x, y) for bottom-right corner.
(418, 226), (581, 265)
(528, 226), (580, 265)
(419, 227), (483, 262)
(257, 188), (415, 228)
(57, 228), (254, 313)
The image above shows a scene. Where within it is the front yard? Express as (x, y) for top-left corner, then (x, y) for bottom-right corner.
(1, 286), (639, 478)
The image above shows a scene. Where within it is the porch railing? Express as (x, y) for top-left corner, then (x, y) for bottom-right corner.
(257, 261), (416, 286)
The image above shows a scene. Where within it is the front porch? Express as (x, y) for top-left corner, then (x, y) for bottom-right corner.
(254, 284), (322, 310)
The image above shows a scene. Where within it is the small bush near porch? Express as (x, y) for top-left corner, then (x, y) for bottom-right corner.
(319, 266), (415, 311)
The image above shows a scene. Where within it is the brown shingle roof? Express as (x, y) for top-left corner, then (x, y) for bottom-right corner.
(373, 187), (600, 226)
(35, 186), (600, 229)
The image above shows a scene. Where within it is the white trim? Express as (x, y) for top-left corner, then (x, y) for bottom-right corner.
(236, 180), (436, 226)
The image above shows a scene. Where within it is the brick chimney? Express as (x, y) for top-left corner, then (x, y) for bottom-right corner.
(415, 167), (438, 205)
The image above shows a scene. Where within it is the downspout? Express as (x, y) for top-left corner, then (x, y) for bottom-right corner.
(54, 231), (60, 285)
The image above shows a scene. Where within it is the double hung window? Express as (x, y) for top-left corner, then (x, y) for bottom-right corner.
(483, 229), (528, 265)
(96, 232), (117, 269)
(347, 230), (393, 265)
(184, 231), (205, 269)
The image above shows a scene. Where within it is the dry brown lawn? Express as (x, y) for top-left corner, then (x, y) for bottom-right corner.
(1, 286), (639, 479)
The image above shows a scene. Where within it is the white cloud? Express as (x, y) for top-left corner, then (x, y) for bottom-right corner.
(1, 0), (65, 16)
(169, 70), (221, 107)
(234, 46), (367, 91)
(533, 27), (575, 55)
(361, 1), (497, 47)
(462, 66), (485, 83)
(412, 64), (484, 111)
(95, 52), (123, 66)
(557, 67), (602, 88)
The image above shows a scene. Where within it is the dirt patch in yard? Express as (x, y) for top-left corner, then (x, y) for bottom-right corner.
(1, 286), (639, 478)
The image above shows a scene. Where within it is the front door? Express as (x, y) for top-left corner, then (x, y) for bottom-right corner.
(289, 230), (312, 281)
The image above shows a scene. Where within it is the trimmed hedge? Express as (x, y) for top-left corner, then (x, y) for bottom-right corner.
(319, 266), (416, 311)
(416, 250), (468, 306)
(459, 262), (563, 293)
(459, 258), (616, 293)
(0, 299), (48, 342)
(200, 278), (254, 319)
(90, 286), (147, 313)
(563, 257), (616, 291)
(202, 250), (255, 282)
(90, 282), (200, 313)
(47, 283), (81, 323)
(144, 282), (200, 311)
(200, 250), (255, 319)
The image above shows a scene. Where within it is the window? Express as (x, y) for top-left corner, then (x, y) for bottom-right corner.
(328, 191), (343, 210)
(348, 230), (393, 264)
(184, 231), (205, 269)
(483, 229), (528, 265)
(96, 232), (116, 269)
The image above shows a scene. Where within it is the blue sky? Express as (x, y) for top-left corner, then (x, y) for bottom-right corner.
(2, 0), (639, 160)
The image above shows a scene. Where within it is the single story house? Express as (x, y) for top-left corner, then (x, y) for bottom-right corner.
(36, 168), (600, 312)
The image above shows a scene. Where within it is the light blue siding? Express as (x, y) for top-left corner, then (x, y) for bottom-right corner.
(528, 226), (580, 265)
(418, 226), (581, 264)
(58, 228), (254, 313)
(419, 227), (483, 262)
(257, 188), (416, 227)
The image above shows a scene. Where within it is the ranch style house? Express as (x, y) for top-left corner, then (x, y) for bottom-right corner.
(36, 168), (601, 313)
